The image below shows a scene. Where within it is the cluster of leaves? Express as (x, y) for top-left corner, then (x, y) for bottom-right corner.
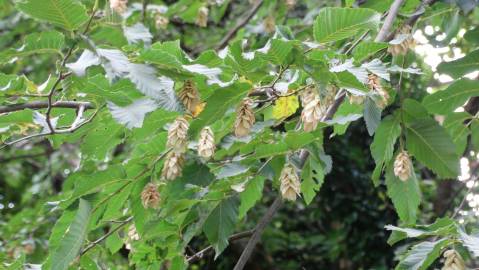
(1, 0), (479, 269)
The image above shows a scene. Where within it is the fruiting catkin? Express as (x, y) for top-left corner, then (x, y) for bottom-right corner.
(388, 25), (415, 56)
(155, 14), (169, 29)
(442, 250), (465, 270)
(141, 183), (160, 209)
(301, 97), (324, 132)
(196, 7), (209, 27)
(394, 151), (412, 181)
(234, 98), (255, 137)
(161, 151), (185, 180)
(279, 164), (301, 201)
(198, 127), (215, 159)
(179, 80), (200, 113)
(166, 116), (189, 153)
(368, 74), (389, 108)
(110, 0), (128, 14)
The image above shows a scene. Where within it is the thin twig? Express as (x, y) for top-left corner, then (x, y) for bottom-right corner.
(233, 197), (282, 270)
(216, 0), (264, 50)
(0, 101), (94, 114)
(80, 216), (133, 255)
(452, 177), (478, 219)
(375, 0), (406, 42)
(187, 230), (255, 263)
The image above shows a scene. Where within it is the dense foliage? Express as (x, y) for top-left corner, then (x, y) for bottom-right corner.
(1, 0), (479, 269)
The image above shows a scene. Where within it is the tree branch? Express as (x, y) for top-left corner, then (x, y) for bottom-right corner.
(187, 230), (255, 263)
(80, 216), (133, 256)
(375, 0), (406, 42)
(233, 197), (282, 270)
(216, 0), (264, 50)
(0, 101), (95, 114)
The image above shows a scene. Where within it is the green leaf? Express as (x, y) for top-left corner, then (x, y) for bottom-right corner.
(239, 176), (265, 219)
(459, 229), (479, 257)
(259, 39), (293, 65)
(385, 159), (421, 225)
(313, 7), (381, 43)
(422, 79), (479, 114)
(370, 115), (402, 186)
(406, 118), (459, 178)
(364, 97), (382, 136)
(0, 31), (65, 62)
(16, 0), (89, 31)
(443, 112), (472, 155)
(402, 99), (429, 124)
(437, 49), (479, 78)
(51, 199), (92, 270)
(189, 82), (251, 136)
(385, 217), (456, 245)
(301, 155), (325, 205)
(352, 41), (388, 62)
(203, 197), (239, 257)
(396, 239), (451, 270)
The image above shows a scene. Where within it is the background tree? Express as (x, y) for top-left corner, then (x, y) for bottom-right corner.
(1, 0), (479, 269)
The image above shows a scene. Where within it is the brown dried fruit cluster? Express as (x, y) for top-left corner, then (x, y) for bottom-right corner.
(394, 151), (412, 181)
(141, 183), (160, 209)
(198, 126), (215, 159)
(263, 16), (276, 33)
(161, 151), (185, 180)
(280, 164), (301, 201)
(285, 0), (297, 9)
(442, 250), (465, 270)
(234, 98), (255, 137)
(388, 25), (415, 56)
(196, 7), (209, 27)
(155, 14), (169, 30)
(348, 93), (365, 105)
(110, 0), (128, 14)
(368, 74), (389, 108)
(125, 225), (140, 250)
(179, 80), (200, 113)
(166, 116), (189, 152)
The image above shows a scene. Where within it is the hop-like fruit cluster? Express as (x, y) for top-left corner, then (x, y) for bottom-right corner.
(140, 183), (160, 209)
(279, 164), (301, 201)
(388, 25), (415, 56)
(198, 127), (215, 159)
(234, 98), (255, 137)
(196, 7), (209, 27)
(394, 151), (412, 181)
(368, 74), (389, 108)
(442, 250), (465, 270)
(110, 0), (128, 14)
(125, 224), (140, 250)
(155, 14), (169, 30)
(285, 0), (297, 9)
(263, 15), (276, 33)
(300, 87), (328, 132)
(167, 116), (189, 152)
(161, 151), (185, 180)
(348, 93), (365, 105)
(179, 80), (200, 114)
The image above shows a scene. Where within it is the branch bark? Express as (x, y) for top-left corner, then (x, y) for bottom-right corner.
(375, 0), (406, 42)
(187, 230), (255, 263)
(0, 101), (95, 114)
(233, 197), (282, 270)
(216, 0), (264, 50)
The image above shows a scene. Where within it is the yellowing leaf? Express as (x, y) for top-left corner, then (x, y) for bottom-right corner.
(192, 102), (206, 117)
(272, 95), (299, 119)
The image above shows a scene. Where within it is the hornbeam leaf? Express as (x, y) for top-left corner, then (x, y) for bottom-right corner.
(123, 23), (153, 45)
(66, 50), (101, 77)
(16, 0), (89, 31)
(203, 197), (239, 257)
(127, 64), (181, 111)
(459, 229), (479, 257)
(238, 176), (265, 219)
(50, 199), (92, 270)
(107, 98), (158, 129)
(396, 239), (451, 270)
(406, 118), (459, 178)
(364, 97), (382, 136)
(313, 8), (381, 43)
(422, 79), (479, 114)
(385, 159), (421, 225)
(437, 49), (479, 78)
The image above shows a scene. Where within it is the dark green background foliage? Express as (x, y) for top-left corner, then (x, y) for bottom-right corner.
(1, 0), (479, 269)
